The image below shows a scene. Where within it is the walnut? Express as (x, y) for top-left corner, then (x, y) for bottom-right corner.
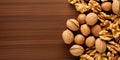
(107, 52), (119, 60)
(108, 41), (120, 52)
(109, 22), (120, 38)
(107, 52), (114, 60)
(94, 53), (107, 60)
(98, 12), (112, 28)
(100, 20), (111, 29)
(99, 29), (113, 40)
(98, 12), (111, 20)
(88, 0), (102, 13)
(86, 49), (96, 56)
(75, 0), (89, 13)
(107, 44), (118, 54)
(80, 54), (94, 60)
(94, 53), (102, 60)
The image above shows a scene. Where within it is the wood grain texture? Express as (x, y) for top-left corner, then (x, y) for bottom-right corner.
(0, 0), (78, 60)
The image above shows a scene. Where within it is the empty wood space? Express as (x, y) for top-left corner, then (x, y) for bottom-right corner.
(0, 0), (78, 60)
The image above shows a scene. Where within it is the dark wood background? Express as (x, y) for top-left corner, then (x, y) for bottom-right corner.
(0, 0), (79, 60)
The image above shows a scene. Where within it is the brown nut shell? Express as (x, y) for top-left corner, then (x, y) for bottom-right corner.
(74, 34), (85, 44)
(101, 2), (112, 11)
(85, 36), (95, 47)
(91, 25), (102, 37)
(95, 38), (107, 53)
(70, 45), (84, 56)
(66, 19), (79, 31)
(112, 0), (120, 15)
(80, 24), (90, 36)
(77, 14), (86, 24)
(86, 13), (98, 25)
(62, 29), (74, 44)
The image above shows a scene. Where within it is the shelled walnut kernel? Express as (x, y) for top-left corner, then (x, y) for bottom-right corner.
(62, 0), (120, 60)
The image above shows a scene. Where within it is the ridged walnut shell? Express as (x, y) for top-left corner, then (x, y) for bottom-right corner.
(70, 45), (84, 56)
(80, 24), (90, 36)
(95, 38), (107, 53)
(74, 34), (85, 45)
(112, 0), (120, 15)
(62, 29), (74, 44)
(91, 25), (102, 37)
(66, 19), (79, 31)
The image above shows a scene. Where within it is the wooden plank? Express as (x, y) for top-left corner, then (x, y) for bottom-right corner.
(0, 0), (67, 3)
(0, 4), (77, 16)
(0, 0), (78, 60)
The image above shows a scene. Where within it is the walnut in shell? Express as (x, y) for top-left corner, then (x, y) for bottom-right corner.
(86, 13), (98, 25)
(95, 38), (107, 53)
(70, 45), (84, 56)
(74, 34), (85, 44)
(66, 19), (79, 31)
(112, 0), (120, 15)
(85, 36), (95, 47)
(91, 25), (102, 37)
(80, 24), (91, 36)
(62, 29), (74, 44)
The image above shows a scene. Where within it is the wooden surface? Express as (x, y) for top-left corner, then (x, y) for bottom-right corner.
(0, 0), (78, 60)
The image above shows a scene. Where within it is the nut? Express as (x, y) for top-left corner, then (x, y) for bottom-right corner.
(80, 54), (94, 60)
(99, 29), (113, 41)
(86, 49), (96, 56)
(70, 45), (84, 56)
(85, 36), (95, 47)
(94, 53), (107, 60)
(112, 0), (120, 15)
(98, 12), (111, 20)
(108, 41), (120, 52)
(75, 0), (89, 13)
(101, 2), (112, 11)
(100, 20), (111, 29)
(66, 19), (79, 31)
(80, 24), (91, 36)
(95, 38), (107, 53)
(109, 22), (120, 39)
(62, 29), (74, 44)
(74, 34), (85, 44)
(77, 14), (86, 24)
(107, 44), (118, 54)
(91, 25), (102, 37)
(88, 0), (102, 13)
(86, 13), (98, 25)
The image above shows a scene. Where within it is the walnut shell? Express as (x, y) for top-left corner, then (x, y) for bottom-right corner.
(62, 29), (74, 44)
(112, 0), (120, 15)
(77, 14), (86, 24)
(80, 24), (91, 36)
(91, 25), (102, 37)
(86, 13), (98, 25)
(101, 2), (112, 11)
(66, 19), (79, 31)
(85, 36), (95, 47)
(70, 45), (84, 56)
(95, 38), (107, 53)
(74, 34), (85, 45)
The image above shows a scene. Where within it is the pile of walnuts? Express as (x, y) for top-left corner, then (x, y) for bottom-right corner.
(62, 0), (120, 60)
